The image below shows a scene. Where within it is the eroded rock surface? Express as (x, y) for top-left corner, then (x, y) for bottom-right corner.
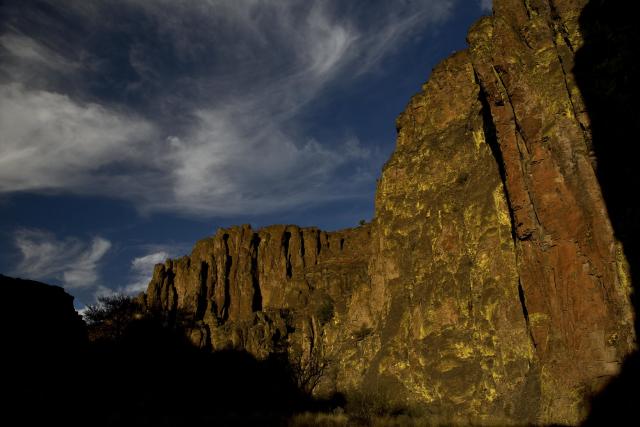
(145, 224), (375, 390)
(367, 49), (537, 423)
(144, 0), (636, 424)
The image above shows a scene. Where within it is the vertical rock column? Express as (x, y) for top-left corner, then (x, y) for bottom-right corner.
(468, 0), (635, 423)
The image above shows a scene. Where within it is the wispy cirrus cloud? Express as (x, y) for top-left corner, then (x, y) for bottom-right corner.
(13, 229), (111, 289)
(0, 0), (456, 217)
(0, 33), (79, 72)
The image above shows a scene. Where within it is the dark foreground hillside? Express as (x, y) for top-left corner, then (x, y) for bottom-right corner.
(1, 275), (340, 426)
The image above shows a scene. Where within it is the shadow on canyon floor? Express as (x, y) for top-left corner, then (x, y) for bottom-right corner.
(574, 0), (640, 424)
(5, 301), (343, 426)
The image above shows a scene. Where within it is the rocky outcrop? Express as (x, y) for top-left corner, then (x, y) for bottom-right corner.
(2, 274), (88, 423)
(1, 274), (87, 352)
(144, 0), (636, 424)
(145, 224), (372, 365)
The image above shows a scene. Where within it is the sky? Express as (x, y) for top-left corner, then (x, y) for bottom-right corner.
(0, 0), (491, 309)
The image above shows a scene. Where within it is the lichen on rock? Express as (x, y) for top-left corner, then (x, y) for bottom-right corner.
(143, 1), (636, 424)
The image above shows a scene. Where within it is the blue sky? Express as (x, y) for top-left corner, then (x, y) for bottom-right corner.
(0, 0), (491, 309)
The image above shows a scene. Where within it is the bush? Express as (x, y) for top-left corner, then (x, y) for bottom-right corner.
(288, 411), (349, 426)
(289, 344), (331, 396)
(345, 388), (407, 423)
(83, 294), (143, 341)
(352, 324), (373, 342)
(316, 297), (335, 325)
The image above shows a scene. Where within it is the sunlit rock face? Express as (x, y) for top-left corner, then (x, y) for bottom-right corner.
(368, 49), (537, 423)
(467, 0), (635, 423)
(145, 0), (635, 424)
(145, 223), (376, 385)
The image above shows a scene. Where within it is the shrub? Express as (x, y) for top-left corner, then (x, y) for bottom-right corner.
(316, 297), (335, 325)
(288, 411), (349, 426)
(289, 344), (331, 395)
(345, 388), (407, 423)
(83, 294), (143, 341)
(352, 324), (373, 342)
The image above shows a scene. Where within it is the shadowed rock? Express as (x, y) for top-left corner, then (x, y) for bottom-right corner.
(1, 275), (338, 425)
(574, 0), (640, 424)
(2, 274), (87, 424)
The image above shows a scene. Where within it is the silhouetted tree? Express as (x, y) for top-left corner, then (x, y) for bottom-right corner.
(289, 342), (332, 396)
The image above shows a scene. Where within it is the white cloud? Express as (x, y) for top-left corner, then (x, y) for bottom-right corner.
(0, 0), (456, 217)
(479, 0), (492, 12)
(124, 251), (170, 294)
(154, 109), (373, 215)
(63, 238), (112, 288)
(0, 34), (78, 72)
(13, 229), (111, 289)
(76, 305), (90, 318)
(0, 83), (157, 194)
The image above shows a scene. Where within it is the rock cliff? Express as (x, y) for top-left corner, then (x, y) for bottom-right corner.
(144, 0), (636, 424)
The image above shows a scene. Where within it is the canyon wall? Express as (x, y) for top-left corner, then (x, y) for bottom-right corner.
(144, 0), (636, 424)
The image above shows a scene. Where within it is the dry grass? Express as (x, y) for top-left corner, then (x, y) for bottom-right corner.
(288, 412), (523, 427)
(288, 412), (350, 427)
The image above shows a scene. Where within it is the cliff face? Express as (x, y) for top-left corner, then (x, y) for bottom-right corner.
(146, 224), (373, 368)
(368, 50), (537, 422)
(467, 1), (635, 422)
(144, 0), (636, 424)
